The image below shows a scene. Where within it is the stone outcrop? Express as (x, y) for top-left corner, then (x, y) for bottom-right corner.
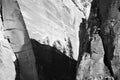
(76, 0), (120, 80)
(17, 0), (86, 60)
(2, 0), (39, 80)
(0, 14), (16, 80)
(98, 0), (120, 79)
(1, 0), (120, 80)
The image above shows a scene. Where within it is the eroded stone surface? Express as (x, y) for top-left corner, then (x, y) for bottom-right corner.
(0, 18), (16, 80)
(17, 0), (85, 60)
(76, 34), (111, 80)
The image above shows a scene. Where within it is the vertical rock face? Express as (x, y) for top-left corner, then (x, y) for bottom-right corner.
(0, 14), (16, 80)
(17, 0), (86, 60)
(1, 0), (91, 80)
(98, 0), (120, 79)
(2, 0), (39, 80)
(16, 0), (93, 80)
(1, 0), (120, 80)
(77, 0), (120, 80)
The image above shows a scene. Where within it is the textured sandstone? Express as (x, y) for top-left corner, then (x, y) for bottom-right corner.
(0, 16), (16, 80)
(17, 0), (86, 60)
(0, 0), (120, 80)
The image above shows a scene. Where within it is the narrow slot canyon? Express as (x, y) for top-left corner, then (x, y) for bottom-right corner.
(0, 0), (120, 80)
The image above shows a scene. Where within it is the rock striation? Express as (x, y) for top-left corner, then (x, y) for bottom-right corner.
(17, 0), (86, 60)
(1, 0), (120, 80)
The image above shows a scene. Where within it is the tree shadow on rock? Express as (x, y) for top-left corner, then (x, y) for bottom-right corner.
(31, 39), (77, 80)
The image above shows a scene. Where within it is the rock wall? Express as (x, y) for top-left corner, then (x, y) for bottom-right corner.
(1, 0), (120, 80)
(0, 14), (16, 80)
(17, 0), (88, 60)
(76, 0), (120, 80)
(98, 0), (120, 79)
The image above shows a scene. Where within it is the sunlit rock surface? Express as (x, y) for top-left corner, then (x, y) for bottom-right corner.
(0, 17), (16, 80)
(12, 0), (120, 80)
(0, 38), (16, 80)
(76, 34), (111, 80)
(17, 0), (109, 79)
(17, 0), (85, 60)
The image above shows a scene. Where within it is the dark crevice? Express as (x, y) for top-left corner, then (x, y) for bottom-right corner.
(118, 7), (120, 12)
(0, 4), (3, 22)
(31, 39), (77, 80)
(14, 39), (77, 80)
(14, 58), (20, 80)
(77, 18), (89, 68)
(100, 34), (115, 76)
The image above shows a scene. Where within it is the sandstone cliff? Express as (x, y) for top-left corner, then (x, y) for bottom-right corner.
(0, 0), (120, 80)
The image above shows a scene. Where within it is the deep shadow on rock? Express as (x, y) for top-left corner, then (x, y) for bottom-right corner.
(31, 39), (77, 80)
